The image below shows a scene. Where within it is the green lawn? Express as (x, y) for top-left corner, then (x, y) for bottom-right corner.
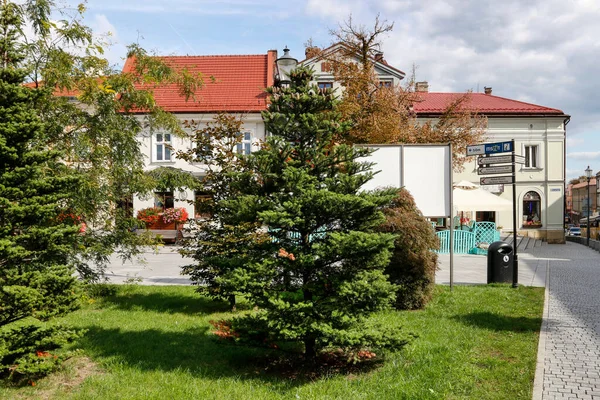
(1, 284), (544, 400)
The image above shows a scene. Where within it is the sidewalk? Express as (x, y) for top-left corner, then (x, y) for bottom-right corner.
(436, 251), (547, 287)
(527, 242), (600, 400)
(103, 246), (192, 285)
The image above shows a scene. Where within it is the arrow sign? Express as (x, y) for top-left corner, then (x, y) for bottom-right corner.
(467, 144), (485, 156)
(478, 165), (514, 175)
(480, 175), (514, 185)
(478, 154), (526, 165)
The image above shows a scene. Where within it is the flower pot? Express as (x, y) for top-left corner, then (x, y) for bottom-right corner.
(147, 220), (177, 230)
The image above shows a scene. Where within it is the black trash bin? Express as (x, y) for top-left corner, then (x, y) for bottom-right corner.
(487, 241), (513, 284)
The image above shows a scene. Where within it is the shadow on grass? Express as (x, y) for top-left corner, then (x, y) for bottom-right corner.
(453, 311), (542, 332)
(96, 291), (233, 315)
(76, 325), (381, 390)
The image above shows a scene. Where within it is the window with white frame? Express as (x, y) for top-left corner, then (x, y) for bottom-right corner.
(154, 133), (172, 162)
(237, 131), (252, 155)
(524, 145), (539, 168)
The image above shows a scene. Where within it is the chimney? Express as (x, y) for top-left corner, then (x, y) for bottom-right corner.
(484, 86), (492, 95)
(415, 81), (429, 93)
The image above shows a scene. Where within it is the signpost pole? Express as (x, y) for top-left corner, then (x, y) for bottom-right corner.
(449, 143), (454, 291)
(511, 139), (519, 288)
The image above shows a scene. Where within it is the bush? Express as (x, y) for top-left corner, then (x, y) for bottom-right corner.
(0, 323), (83, 384)
(379, 189), (439, 310)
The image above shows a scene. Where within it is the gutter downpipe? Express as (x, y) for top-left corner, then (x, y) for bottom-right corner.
(564, 116), (571, 242)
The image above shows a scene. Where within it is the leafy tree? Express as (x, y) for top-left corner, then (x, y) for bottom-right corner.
(6, 0), (204, 279)
(203, 67), (409, 358)
(313, 14), (487, 171)
(0, 1), (82, 381)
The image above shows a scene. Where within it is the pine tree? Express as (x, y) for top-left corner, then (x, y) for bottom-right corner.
(178, 114), (257, 310)
(0, 1), (82, 381)
(210, 66), (409, 358)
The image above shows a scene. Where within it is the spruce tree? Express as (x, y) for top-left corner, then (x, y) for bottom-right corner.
(0, 1), (82, 382)
(211, 66), (409, 358)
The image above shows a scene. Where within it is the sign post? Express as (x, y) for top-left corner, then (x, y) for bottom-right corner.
(471, 139), (519, 288)
(511, 139), (518, 288)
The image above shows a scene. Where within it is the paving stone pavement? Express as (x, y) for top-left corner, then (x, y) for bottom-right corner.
(527, 242), (600, 400)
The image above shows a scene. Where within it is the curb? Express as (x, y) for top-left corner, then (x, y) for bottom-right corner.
(532, 259), (550, 400)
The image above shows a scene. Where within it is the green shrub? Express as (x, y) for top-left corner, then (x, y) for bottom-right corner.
(379, 189), (439, 310)
(0, 323), (83, 383)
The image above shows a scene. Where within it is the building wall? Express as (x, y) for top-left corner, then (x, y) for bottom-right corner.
(571, 178), (597, 222)
(134, 112), (265, 217)
(453, 116), (566, 243)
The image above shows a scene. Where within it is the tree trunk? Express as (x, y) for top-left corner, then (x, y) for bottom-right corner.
(304, 336), (316, 358)
(228, 294), (236, 311)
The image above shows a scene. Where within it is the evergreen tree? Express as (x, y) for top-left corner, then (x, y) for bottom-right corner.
(209, 67), (409, 358)
(178, 114), (257, 310)
(0, 1), (82, 381)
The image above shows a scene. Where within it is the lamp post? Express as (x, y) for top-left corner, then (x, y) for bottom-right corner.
(275, 47), (298, 87)
(586, 165), (593, 246)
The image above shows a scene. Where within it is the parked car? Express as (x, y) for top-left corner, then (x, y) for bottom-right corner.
(565, 224), (575, 232)
(567, 227), (581, 237)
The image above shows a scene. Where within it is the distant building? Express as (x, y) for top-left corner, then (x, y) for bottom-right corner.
(570, 178), (597, 223)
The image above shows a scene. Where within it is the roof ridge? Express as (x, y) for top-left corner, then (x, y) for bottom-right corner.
(157, 54), (267, 58)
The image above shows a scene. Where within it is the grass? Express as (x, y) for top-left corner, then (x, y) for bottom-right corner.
(1, 284), (544, 400)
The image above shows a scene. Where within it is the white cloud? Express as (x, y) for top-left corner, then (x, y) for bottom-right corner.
(89, 14), (127, 69)
(567, 137), (585, 147)
(567, 152), (600, 161)
(86, 0), (301, 17)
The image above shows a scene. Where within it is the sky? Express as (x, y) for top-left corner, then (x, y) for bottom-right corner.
(77, 0), (598, 180)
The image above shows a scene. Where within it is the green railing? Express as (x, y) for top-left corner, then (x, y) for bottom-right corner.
(435, 221), (500, 255)
(436, 230), (476, 254)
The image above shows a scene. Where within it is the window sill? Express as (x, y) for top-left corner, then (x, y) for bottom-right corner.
(521, 225), (543, 229)
(151, 160), (176, 164)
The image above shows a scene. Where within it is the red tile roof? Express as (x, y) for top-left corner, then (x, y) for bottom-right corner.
(413, 92), (565, 116)
(23, 81), (87, 97)
(122, 52), (275, 113)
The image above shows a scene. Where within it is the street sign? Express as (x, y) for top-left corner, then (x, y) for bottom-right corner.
(467, 141), (513, 156)
(480, 175), (514, 185)
(477, 154), (526, 165)
(466, 144), (485, 156)
(477, 165), (514, 175)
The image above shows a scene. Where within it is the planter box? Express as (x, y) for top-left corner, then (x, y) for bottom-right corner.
(146, 220), (177, 230)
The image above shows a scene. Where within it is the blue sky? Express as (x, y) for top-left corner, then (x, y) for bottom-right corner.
(80, 0), (599, 181)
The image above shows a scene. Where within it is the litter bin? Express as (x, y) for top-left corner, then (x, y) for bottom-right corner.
(487, 241), (513, 284)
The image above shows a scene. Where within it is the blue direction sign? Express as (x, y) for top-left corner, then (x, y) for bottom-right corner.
(484, 141), (513, 155)
(467, 141), (514, 156)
